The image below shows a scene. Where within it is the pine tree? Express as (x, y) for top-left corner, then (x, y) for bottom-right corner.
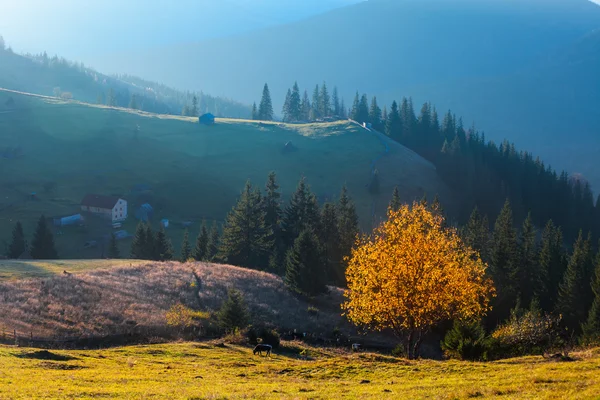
(284, 229), (327, 296)
(180, 229), (191, 262)
(108, 233), (120, 259)
(6, 221), (26, 259)
(193, 221), (209, 261)
(319, 203), (342, 285)
(556, 231), (594, 332)
(281, 177), (320, 247)
(144, 224), (156, 260)
(320, 82), (331, 117)
(337, 186), (359, 273)
(340, 98), (347, 119)
(206, 222), (220, 262)
(357, 94), (370, 124)
(155, 225), (174, 261)
(263, 171), (282, 244)
(301, 90), (311, 121)
(257, 83), (273, 121)
(350, 92), (360, 121)
(217, 289), (250, 332)
(282, 88), (292, 122)
(385, 100), (402, 141)
(30, 215), (58, 260)
(539, 220), (566, 311)
(513, 213), (541, 308)
(310, 84), (321, 120)
(462, 207), (489, 262)
(219, 181), (273, 270)
(107, 88), (116, 107)
(369, 96), (382, 129)
(332, 86), (340, 117)
(251, 102), (258, 120)
(489, 199), (518, 324)
(389, 186), (402, 212)
(130, 222), (148, 259)
(289, 82), (302, 122)
(96, 92), (105, 105)
(191, 95), (199, 116)
(129, 94), (138, 110)
(582, 245), (600, 343)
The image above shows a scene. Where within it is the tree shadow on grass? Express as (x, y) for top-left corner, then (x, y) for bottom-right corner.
(16, 350), (78, 361)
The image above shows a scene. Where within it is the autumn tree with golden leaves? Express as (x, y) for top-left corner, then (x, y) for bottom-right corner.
(342, 202), (495, 359)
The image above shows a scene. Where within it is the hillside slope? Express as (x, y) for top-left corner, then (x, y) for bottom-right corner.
(103, 0), (600, 188)
(0, 89), (447, 258)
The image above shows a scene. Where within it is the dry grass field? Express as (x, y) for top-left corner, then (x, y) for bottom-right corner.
(0, 341), (599, 399)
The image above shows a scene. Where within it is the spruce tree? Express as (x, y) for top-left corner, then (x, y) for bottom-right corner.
(389, 186), (402, 212)
(462, 207), (489, 262)
(301, 90), (311, 121)
(6, 221), (26, 259)
(263, 171), (282, 245)
(180, 229), (191, 262)
(193, 222), (209, 261)
(289, 82), (302, 122)
(539, 220), (566, 311)
(257, 83), (273, 121)
(206, 222), (220, 262)
(251, 102), (258, 120)
(556, 231), (594, 332)
(369, 96), (382, 129)
(319, 203), (342, 285)
(513, 213), (541, 308)
(108, 233), (120, 259)
(144, 224), (156, 260)
(332, 86), (340, 117)
(582, 245), (600, 343)
(281, 177), (320, 247)
(357, 94), (370, 124)
(107, 88), (116, 107)
(284, 229), (327, 296)
(155, 225), (174, 261)
(128, 94), (138, 110)
(219, 181), (273, 270)
(282, 88), (292, 122)
(320, 82), (331, 117)
(218, 289), (250, 332)
(385, 100), (402, 141)
(130, 222), (148, 259)
(30, 215), (58, 260)
(489, 199), (518, 324)
(337, 186), (359, 273)
(310, 84), (321, 120)
(340, 98), (347, 119)
(191, 95), (198, 116)
(350, 92), (360, 121)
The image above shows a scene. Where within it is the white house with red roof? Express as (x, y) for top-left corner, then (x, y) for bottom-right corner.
(81, 194), (127, 222)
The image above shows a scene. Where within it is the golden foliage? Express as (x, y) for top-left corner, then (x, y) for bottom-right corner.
(342, 202), (494, 338)
(165, 304), (210, 329)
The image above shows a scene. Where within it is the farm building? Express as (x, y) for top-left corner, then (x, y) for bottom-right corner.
(135, 203), (153, 221)
(81, 194), (127, 222)
(53, 214), (83, 227)
(199, 113), (215, 125)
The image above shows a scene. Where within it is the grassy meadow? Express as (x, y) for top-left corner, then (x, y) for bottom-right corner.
(1, 342), (599, 399)
(0, 259), (144, 280)
(0, 88), (445, 258)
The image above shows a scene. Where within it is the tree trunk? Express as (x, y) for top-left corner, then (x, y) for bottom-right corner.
(406, 330), (414, 359)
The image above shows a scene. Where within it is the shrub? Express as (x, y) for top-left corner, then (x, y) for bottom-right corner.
(260, 328), (280, 348)
(307, 306), (319, 316)
(489, 306), (564, 359)
(165, 304), (210, 331)
(391, 344), (406, 358)
(217, 289), (250, 333)
(441, 320), (489, 361)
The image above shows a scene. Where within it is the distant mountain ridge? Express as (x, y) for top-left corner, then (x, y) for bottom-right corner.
(96, 0), (600, 188)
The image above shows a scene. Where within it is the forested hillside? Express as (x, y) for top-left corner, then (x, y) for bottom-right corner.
(0, 43), (250, 118)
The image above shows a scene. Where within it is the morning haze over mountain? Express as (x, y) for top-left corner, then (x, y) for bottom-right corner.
(3, 1), (600, 397)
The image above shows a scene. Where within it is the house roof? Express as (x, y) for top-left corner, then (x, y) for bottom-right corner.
(81, 194), (122, 209)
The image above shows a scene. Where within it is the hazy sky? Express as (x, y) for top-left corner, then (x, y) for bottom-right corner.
(0, 0), (361, 59)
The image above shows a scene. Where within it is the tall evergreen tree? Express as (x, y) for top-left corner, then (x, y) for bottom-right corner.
(310, 84), (321, 120)
(369, 96), (382, 130)
(282, 88), (292, 122)
(281, 177), (321, 247)
(289, 82), (302, 122)
(319, 203), (342, 285)
(556, 231), (594, 332)
(108, 233), (120, 259)
(6, 221), (26, 259)
(218, 289), (250, 332)
(301, 90), (311, 121)
(332, 86), (340, 117)
(320, 82), (331, 117)
(389, 186), (402, 212)
(385, 100), (402, 141)
(539, 220), (567, 311)
(337, 186), (359, 274)
(251, 102), (258, 120)
(191, 95), (198, 116)
(356, 94), (370, 124)
(582, 244), (600, 343)
(263, 172), (282, 244)
(462, 207), (490, 261)
(257, 83), (273, 121)
(30, 215), (58, 260)
(350, 92), (360, 121)
(339, 98), (347, 119)
(193, 221), (209, 261)
(284, 229), (327, 296)
(107, 88), (116, 107)
(128, 94), (138, 110)
(219, 181), (273, 270)
(144, 224), (156, 260)
(206, 222), (220, 262)
(130, 222), (148, 259)
(155, 226), (174, 261)
(180, 229), (191, 262)
(514, 213), (541, 308)
(489, 199), (518, 324)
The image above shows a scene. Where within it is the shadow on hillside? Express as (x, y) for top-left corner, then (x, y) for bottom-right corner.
(17, 350), (77, 361)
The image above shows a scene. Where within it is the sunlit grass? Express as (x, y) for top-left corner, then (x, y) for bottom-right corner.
(0, 259), (144, 280)
(1, 342), (599, 399)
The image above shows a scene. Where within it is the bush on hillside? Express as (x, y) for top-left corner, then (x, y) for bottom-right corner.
(441, 320), (489, 361)
(217, 289), (250, 333)
(246, 325), (280, 348)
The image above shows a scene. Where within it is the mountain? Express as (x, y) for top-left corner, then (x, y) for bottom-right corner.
(96, 0), (600, 188)
(0, 89), (447, 258)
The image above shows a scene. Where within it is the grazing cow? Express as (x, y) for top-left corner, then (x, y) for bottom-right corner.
(253, 344), (272, 357)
